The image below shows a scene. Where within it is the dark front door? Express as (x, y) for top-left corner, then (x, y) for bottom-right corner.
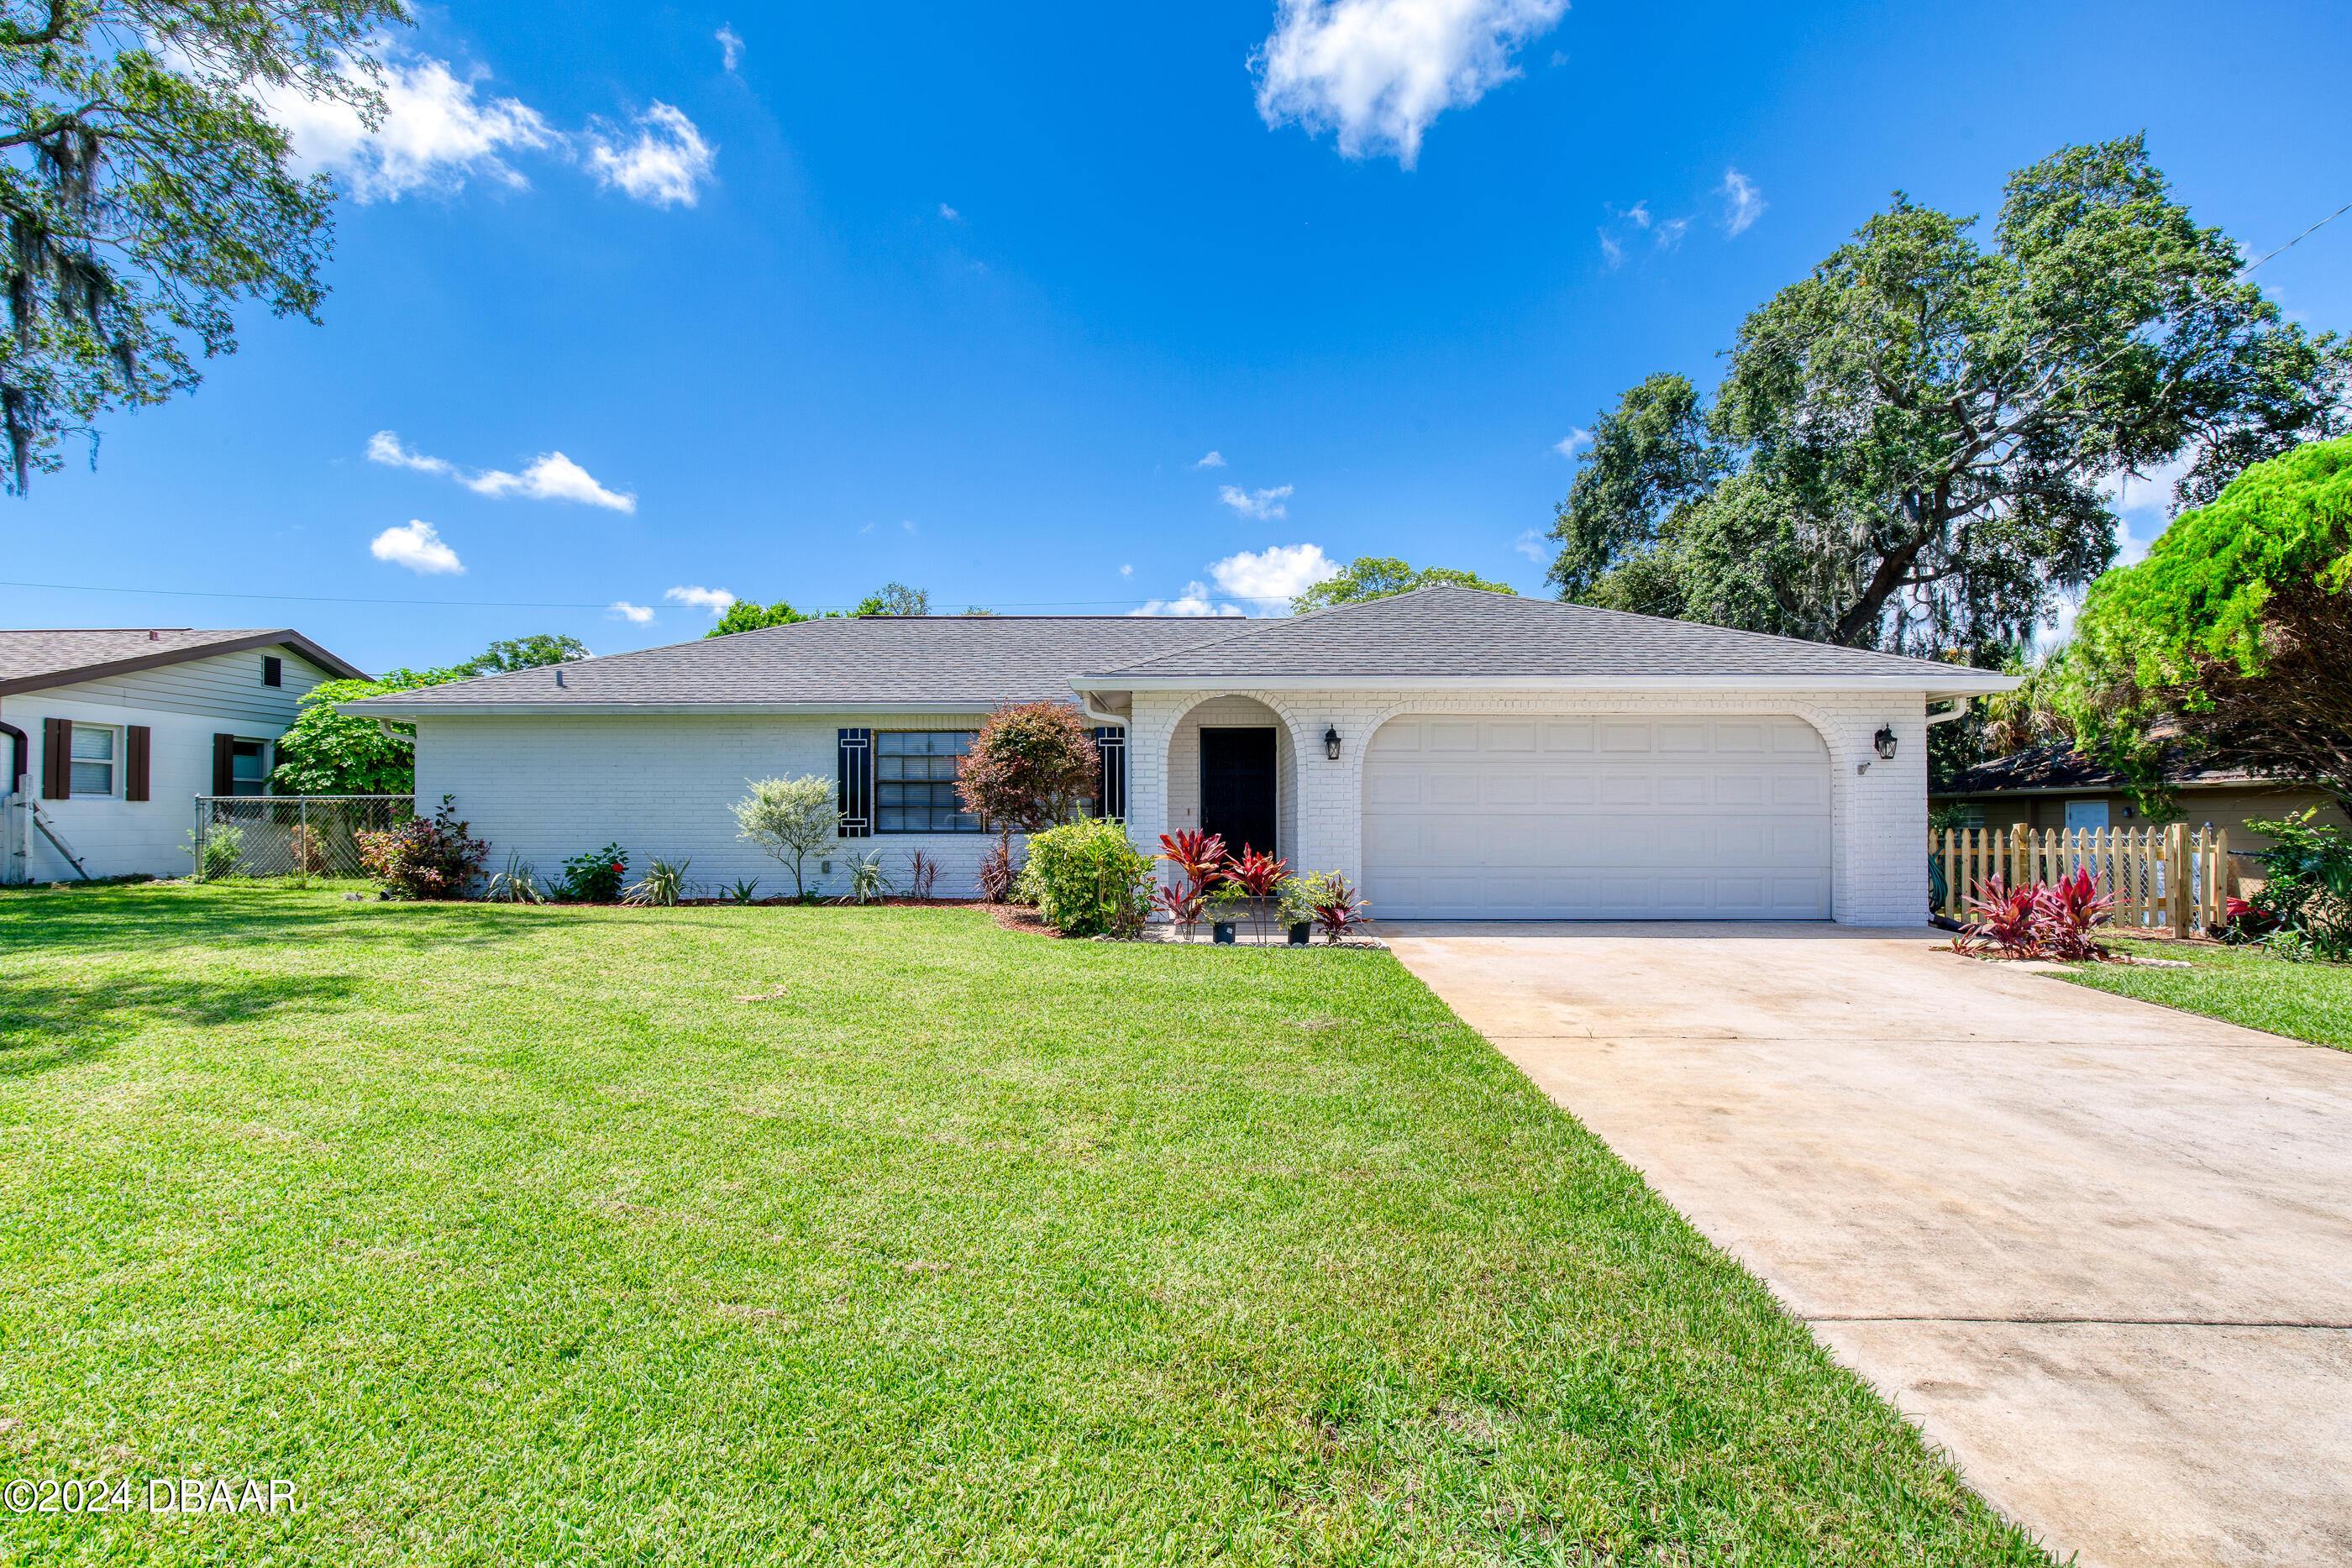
(1200, 727), (1278, 857)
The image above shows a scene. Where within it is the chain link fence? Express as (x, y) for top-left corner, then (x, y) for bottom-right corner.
(190, 795), (414, 879)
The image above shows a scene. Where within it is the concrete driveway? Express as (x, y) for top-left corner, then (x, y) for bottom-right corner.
(1384, 922), (2352, 1568)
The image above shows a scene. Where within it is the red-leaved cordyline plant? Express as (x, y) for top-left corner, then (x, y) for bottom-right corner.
(2041, 868), (2118, 960)
(1156, 830), (1226, 941)
(1958, 876), (2046, 958)
(1224, 845), (1288, 945)
(1305, 873), (1370, 946)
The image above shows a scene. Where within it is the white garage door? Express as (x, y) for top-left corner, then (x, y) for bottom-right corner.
(1362, 715), (1831, 920)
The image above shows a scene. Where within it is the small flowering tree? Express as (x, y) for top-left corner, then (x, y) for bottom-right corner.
(957, 702), (1100, 897)
(734, 775), (841, 899)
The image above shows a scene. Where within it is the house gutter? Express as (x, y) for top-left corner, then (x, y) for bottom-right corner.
(1069, 674), (2024, 697)
(338, 700), (1042, 720)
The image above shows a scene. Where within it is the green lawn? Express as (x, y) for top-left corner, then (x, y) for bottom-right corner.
(2053, 936), (2352, 1050)
(1, 884), (2048, 1565)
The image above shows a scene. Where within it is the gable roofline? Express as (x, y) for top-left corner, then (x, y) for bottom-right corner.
(0, 629), (368, 696)
(1073, 672), (2017, 695)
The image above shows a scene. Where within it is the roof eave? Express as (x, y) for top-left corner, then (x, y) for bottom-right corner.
(338, 699), (1043, 719)
(0, 630), (368, 695)
(1069, 673), (2024, 695)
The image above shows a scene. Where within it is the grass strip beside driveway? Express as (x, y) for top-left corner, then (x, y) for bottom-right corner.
(0, 885), (2050, 1565)
(2052, 936), (2352, 1050)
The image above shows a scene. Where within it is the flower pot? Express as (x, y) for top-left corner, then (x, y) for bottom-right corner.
(1212, 921), (1236, 945)
(1287, 921), (1310, 946)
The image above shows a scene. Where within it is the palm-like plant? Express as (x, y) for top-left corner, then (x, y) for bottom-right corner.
(1156, 831), (1226, 941)
(1224, 845), (1289, 944)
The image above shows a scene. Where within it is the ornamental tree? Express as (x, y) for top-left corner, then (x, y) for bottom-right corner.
(957, 702), (1099, 836)
(0, 0), (410, 491)
(2059, 434), (2352, 810)
(732, 774), (839, 899)
(1547, 137), (2349, 660)
(706, 599), (811, 637)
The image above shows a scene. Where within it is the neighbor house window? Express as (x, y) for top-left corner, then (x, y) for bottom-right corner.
(228, 739), (270, 797)
(70, 725), (118, 796)
(262, 655), (282, 687)
(875, 731), (979, 832)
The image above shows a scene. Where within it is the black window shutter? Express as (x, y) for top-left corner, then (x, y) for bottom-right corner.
(261, 656), (282, 688)
(126, 726), (151, 802)
(837, 728), (871, 837)
(1093, 727), (1126, 822)
(41, 717), (69, 800)
(212, 733), (235, 796)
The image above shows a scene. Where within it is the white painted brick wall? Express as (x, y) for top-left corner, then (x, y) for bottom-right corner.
(417, 711), (1009, 899)
(1125, 687), (1931, 926)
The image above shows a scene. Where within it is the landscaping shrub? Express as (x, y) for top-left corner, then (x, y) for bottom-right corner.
(1020, 819), (1153, 937)
(1290, 871), (1372, 944)
(622, 857), (695, 907)
(837, 851), (890, 905)
(977, 839), (1017, 903)
(2246, 810), (2352, 962)
(184, 824), (242, 881)
(904, 850), (939, 900)
(557, 843), (629, 902)
(1956, 869), (2118, 960)
(357, 796), (488, 900)
(484, 852), (548, 904)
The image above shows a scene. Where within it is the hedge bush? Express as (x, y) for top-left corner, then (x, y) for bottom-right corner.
(1018, 819), (1152, 937)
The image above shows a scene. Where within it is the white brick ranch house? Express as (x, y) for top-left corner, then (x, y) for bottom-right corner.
(349, 588), (2018, 924)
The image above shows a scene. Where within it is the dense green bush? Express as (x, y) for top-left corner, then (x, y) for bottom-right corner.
(356, 796), (488, 900)
(2247, 811), (2352, 962)
(1018, 819), (1152, 937)
(558, 843), (629, 902)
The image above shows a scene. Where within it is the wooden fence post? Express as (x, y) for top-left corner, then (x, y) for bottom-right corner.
(2167, 821), (2186, 935)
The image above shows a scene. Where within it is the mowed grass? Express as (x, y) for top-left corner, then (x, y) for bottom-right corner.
(0, 885), (2050, 1566)
(2055, 936), (2352, 1050)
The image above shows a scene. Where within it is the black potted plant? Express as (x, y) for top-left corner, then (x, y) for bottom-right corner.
(1205, 883), (1247, 945)
(1278, 876), (1314, 946)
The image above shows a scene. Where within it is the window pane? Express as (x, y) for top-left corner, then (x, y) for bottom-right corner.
(71, 760), (113, 794)
(231, 742), (267, 781)
(71, 727), (113, 762)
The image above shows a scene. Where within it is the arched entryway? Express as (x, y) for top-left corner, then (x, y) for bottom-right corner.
(1163, 695), (1296, 861)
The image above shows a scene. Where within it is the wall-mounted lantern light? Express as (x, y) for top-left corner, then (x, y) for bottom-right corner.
(1873, 724), (1898, 762)
(1323, 725), (1342, 761)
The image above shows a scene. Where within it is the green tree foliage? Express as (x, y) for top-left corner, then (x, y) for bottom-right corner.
(1289, 556), (1515, 615)
(1547, 137), (2349, 658)
(2059, 434), (2352, 809)
(0, 0), (409, 491)
(706, 599), (811, 637)
(269, 665), (463, 794)
(462, 634), (587, 674)
(854, 582), (930, 616)
(732, 775), (838, 898)
(956, 701), (1099, 836)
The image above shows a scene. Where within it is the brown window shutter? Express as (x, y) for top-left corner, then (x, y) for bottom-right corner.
(212, 732), (235, 796)
(42, 717), (70, 799)
(126, 725), (151, 802)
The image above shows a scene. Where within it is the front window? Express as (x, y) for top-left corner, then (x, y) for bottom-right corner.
(875, 731), (979, 832)
(71, 726), (116, 796)
(229, 739), (270, 797)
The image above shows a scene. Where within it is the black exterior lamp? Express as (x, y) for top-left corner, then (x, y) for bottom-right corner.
(1323, 725), (1342, 761)
(1873, 725), (1898, 762)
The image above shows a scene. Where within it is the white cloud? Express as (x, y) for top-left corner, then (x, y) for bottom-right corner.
(1621, 201), (1651, 230)
(716, 24), (743, 71)
(1252, 0), (1568, 168)
(1208, 543), (1342, 607)
(1132, 581), (1247, 617)
(368, 432), (636, 511)
(1719, 167), (1766, 236)
(902, 518), (917, 533)
(1515, 528), (1547, 561)
(262, 44), (554, 202)
(1552, 427), (1592, 458)
(938, 202), (961, 220)
(608, 600), (656, 624)
(1597, 228), (1622, 269)
(1119, 563), (1134, 577)
(1655, 215), (1690, 249)
(664, 585), (737, 616)
(1194, 450), (1226, 468)
(1218, 483), (1294, 519)
(370, 520), (463, 574)
(585, 102), (717, 207)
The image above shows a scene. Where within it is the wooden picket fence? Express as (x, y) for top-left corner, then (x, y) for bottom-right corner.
(1932, 822), (2230, 935)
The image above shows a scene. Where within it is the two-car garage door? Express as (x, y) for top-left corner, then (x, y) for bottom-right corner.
(1362, 715), (1831, 920)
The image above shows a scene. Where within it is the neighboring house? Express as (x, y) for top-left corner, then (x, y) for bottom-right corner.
(0, 628), (367, 880)
(349, 588), (2013, 924)
(1933, 742), (2349, 849)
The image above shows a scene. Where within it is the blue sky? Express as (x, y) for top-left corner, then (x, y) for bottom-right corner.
(18, 0), (2352, 674)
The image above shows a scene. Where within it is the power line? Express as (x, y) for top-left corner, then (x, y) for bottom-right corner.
(2239, 200), (2352, 277)
(0, 577), (1185, 615)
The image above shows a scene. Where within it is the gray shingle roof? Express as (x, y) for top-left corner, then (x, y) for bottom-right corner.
(348, 616), (1240, 711)
(0, 627), (367, 695)
(1080, 586), (2010, 685)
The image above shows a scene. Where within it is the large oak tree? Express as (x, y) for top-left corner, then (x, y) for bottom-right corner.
(1546, 138), (2349, 661)
(0, 0), (406, 491)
